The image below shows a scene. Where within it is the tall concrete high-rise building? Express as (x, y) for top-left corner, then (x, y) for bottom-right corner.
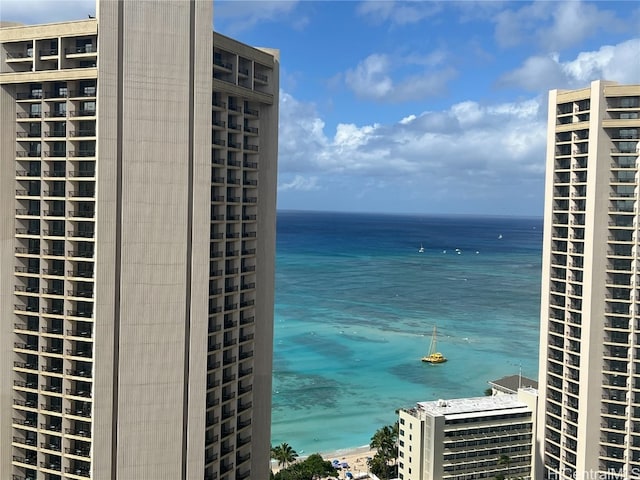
(537, 81), (640, 480)
(0, 1), (279, 479)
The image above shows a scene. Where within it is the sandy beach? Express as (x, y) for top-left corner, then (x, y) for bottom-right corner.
(271, 444), (377, 479)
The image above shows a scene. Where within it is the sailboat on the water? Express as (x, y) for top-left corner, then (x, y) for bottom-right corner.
(421, 325), (447, 364)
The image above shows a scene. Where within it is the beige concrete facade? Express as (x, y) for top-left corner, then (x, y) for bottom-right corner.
(0, 1), (279, 479)
(398, 389), (537, 480)
(537, 81), (640, 480)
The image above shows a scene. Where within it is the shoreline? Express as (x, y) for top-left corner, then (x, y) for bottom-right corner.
(315, 444), (373, 461)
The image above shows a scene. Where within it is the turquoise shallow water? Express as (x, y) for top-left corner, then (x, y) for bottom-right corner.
(271, 211), (543, 454)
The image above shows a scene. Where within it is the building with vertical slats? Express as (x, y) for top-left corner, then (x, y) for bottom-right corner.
(0, 1), (279, 479)
(537, 80), (640, 480)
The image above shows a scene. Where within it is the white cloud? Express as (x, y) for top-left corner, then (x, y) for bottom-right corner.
(399, 114), (416, 125)
(277, 89), (547, 200)
(493, 0), (622, 51)
(356, 0), (443, 26)
(344, 54), (394, 100)
(541, 1), (618, 51)
(214, 0), (303, 34)
(494, 2), (548, 49)
(564, 39), (640, 84)
(0, 0), (94, 24)
(278, 92), (328, 173)
(344, 53), (456, 102)
(500, 39), (640, 91)
(278, 175), (319, 192)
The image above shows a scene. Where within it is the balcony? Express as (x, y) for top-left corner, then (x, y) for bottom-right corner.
(15, 169), (41, 178)
(69, 189), (95, 198)
(65, 408), (92, 419)
(67, 309), (93, 318)
(13, 361), (38, 372)
(67, 266), (93, 278)
(69, 168), (96, 178)
(66, 387), (92, 398)
(12, 455), (37, 467)
(67, 328), (93, 338)
(68, 209), (95, 218)
(14, 342), (38, 352)
(13, 414), (38, 430)
(69, 150), (96, 158)
(65, 446), (91, 457)
(65, 348), (93, 360)
(40, 402), (63, 413)
(69, 109), (96, 118)
(65, 428), (91, 438)
(70, 129), (96, 137)
(17, 112), (42, 119)
(65, 466), (90, 478)
(68, 229), (95, 239)
(65, 368), (92, 382)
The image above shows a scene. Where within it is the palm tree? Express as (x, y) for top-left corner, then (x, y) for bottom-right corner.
(370, 423), (398, 461)
(498, 454), (511, 479)
(369, 423), (399, 479)
(271, 442), (299, 469)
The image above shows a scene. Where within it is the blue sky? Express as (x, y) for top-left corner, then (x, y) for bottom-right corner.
(2, 1), (639, 216)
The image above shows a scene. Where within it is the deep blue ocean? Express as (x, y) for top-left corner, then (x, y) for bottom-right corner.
(271, 210), (543, 454)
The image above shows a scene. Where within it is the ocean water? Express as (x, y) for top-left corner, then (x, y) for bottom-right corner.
(271, 211), (543, 454)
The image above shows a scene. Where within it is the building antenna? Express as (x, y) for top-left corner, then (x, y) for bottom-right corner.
(519, 364), (522, 389)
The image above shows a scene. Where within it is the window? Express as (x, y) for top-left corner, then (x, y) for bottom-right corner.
(620, 97), (639, 108)
(29, 103), (41, 118)
(76, 38), (94, 53)
(54, 102), (66, 117)
(30, 84), (42, 99)
(619, 128), (638, 139)
(79, 81), (96, 96)
(81, 101), (95, 115)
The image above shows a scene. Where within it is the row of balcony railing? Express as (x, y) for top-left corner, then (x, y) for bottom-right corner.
(16, 149), (96, 157)
(15, 213), (95, 223)
(17, 129), (96, 138)
(14, 305), (93, 316)
(15, 286), (93, 298)
(211, 139), (259, 152)
(211, 121), (259, 135)
(7, 45), (96, 59)
(16, 189), (95, 198)
(15, 266), (93, 278)
(17, 110), (95, 119)
(16, 89), (96, 100)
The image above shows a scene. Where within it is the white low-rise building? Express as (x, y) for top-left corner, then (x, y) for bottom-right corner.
(398, 388), (538, 480)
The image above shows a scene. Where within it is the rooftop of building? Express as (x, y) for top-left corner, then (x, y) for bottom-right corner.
(488, 374), (538, 394)
(409, 393), (531, 419)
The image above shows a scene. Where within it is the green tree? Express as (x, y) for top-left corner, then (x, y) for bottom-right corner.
(274, 453), (337, 480)
(301, 454), (337, 480)
(498, 454), (511, 479)
(370, 423), (398, 460)
(271, 443), (299, 469)
(368, 423), (399, 479)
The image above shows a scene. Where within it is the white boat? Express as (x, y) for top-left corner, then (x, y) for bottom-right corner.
(418, 244), (425, 253)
